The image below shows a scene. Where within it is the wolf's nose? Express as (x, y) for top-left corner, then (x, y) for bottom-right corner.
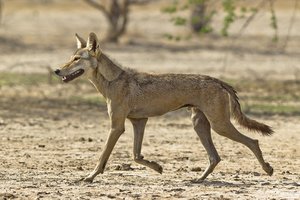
(54, 69), (61, 75)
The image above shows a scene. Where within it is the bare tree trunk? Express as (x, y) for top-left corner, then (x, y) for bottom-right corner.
(83, 0), (129, 43)
(190, 2), (209, 33)
(106, 0), (129, 42)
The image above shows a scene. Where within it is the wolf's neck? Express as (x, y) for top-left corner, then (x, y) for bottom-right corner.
(97, 53), (124, 81)
(88, 53), (124, 99)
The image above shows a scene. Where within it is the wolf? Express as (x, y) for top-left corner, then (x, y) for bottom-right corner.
(54, 32), (274, 183)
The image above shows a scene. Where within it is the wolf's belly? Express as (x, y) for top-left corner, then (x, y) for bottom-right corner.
(127, 99), (193, 118)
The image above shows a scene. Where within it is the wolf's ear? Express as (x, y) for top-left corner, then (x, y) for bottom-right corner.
(75, 33), (86, 49)
(87, 32), (99, 53)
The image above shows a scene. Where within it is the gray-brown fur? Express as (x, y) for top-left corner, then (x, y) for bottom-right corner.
(55, 32), (274, 183)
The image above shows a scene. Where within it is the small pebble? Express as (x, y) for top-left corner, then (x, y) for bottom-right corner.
(260, 182), (270, 186)
(252, 172), (260, 176)
(191, 167), (202, 172)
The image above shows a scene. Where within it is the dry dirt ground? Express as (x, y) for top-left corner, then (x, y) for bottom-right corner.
(0, 0), (299, 199)
(0, 84), (299, 199)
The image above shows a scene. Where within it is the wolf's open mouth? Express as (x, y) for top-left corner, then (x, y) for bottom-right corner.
(62, 69), (84, 83)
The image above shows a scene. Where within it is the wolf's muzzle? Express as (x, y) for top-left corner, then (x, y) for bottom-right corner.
(54, 69), (61, 75)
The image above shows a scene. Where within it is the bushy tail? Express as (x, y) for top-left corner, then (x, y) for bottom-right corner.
(219, 80), (274, 136)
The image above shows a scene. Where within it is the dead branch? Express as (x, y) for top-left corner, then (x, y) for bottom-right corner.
(236, 0), (267, 39)
(82, 0), (110, 19)
(222, 0), (267, 71)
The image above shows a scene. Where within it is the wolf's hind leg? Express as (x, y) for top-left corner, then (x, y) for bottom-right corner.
(130, 118), (163, 174)
(208, 116), (273, 176)
(191, 108), (221, 181)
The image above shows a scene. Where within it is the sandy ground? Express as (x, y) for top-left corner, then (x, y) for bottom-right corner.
(0, 87), (299, 199)
(0, 0), (299, 199)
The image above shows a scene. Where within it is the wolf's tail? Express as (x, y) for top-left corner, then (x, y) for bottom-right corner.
(218, 80), (274, 136)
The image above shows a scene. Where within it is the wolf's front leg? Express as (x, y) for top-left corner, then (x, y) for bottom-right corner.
(83, 106), (126, 183)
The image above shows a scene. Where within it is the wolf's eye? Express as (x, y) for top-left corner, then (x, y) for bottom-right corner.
(73, 57), (80, 61)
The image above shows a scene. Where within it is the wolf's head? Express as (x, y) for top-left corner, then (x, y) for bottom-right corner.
(54, 32), (100, 83)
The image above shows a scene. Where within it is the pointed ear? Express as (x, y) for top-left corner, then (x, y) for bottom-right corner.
(75, 33), (86, 49)
(87, 32), (99, 53)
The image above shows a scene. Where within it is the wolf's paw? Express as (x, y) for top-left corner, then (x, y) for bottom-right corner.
(83, 176), (94, 183)
(264, 162), (274, 176)
(156, 164), (163, 174)
(151, 161), (163, 174)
